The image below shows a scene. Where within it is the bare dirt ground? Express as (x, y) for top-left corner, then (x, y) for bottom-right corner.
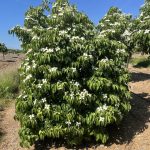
(0, 54), (150, 150)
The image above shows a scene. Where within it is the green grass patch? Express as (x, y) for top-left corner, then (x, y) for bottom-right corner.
(130, 55), (150, 68)
(0, 69), (19, 100)
(0, 99), (13, 111)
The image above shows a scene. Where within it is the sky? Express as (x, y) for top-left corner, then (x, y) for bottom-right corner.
(0, 0), (144, 49)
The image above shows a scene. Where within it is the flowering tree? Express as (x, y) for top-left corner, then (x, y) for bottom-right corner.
(0, 43), (7, 60)
(10, 0), (131, 147)
(97, 7), (134, 64)
(132, 0), (150, 54)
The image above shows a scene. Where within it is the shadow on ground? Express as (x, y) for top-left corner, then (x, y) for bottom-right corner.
(33, 92), (150, 150)
(107, 92), (150, 146)
(131, 72), (150, 82)
(133, 59), (150, 68)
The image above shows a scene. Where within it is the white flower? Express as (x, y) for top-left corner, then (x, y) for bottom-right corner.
(26, 49), (32, 54)
(32, 36), (39, 40)
(80, 37), (85, 40)
(26, 66), (31, 71)
(83, 53), (93, 59)
(42, 79), (47, 84)
(37, 84), (42, 89)
(23, 74), (32, 82)
(55, 47), (60, 51)
(49, 67), (58, 73)
(58, 13), (63, 16)
(144, 16), (150, 19)
(18, 94), (22, 98)
(116, 49), (126, 54)
(70, 92), (74, 99)
(29, 114), (35, 120)
(33, 63), (36, 69)
(33, 99), (37, 105)
(76, 122), (81, 127)
(99, 117), (104, 122)
(47, 48), (54, 53)
(71, 67), (76, 73)
(65, 121), (71, 126)
(74, 82), (80, 87)
(103, 104), (108, 110)
(145, 29), (150, 34)
(52, 15), (57, 19)
(45, 104), (50, 110)
(67, 28), (71, 31)
(23, 95), (27, 99)
(59, 30), (67, 36)
(101, 58), (109, 63)
(83, 53), (88, 57)
(96, 106), (103, 112)
(47, 27), (52, 30)
(122, 30), (131, 36)
(71, 36), (80, 41)
(42, 98), (47, 103)
(79, 89), (91, 100)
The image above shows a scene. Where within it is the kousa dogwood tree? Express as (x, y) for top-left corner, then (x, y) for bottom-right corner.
(10, 0), (131, 147)
(133, 0), (150, 54)
(97, 7), (134, 64)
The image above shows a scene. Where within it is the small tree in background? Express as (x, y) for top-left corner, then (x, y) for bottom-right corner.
(0, 43), (8, 60)
(97, 7), (134, 65)
(10, 0), (131, 147)
(132, 0), (150, 54)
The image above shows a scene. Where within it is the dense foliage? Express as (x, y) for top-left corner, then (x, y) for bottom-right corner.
(133, 0), (150, 54)
(0, 43), (8, 59)
(10, 0), (131, 147)
(97, 7), (134, 57)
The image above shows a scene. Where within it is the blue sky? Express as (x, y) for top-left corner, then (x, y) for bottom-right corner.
(0, 0), (144, 49)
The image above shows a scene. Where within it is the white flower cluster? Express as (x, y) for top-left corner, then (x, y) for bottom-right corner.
(45, 104), (50, 110)
(103, 94), (108, 99)
(122, 30), (131, 37)
(23, 74), (32, 83)
(32, 60), (36, 69)
(83, 53), (93, 59)
(116, 49), (126, 54)
(32, 35), (39, 40)
(59, 30), (68, 36)
(33, 99), (37, 105)
(68, 89), (91, 100)
(100, 57), (109, 63)
(96, 104), (108, 112)
(70, 80), (80, 87)
(37, 83), (43, 89)
(42, 79), (47, 84)
(42, 98), (47, 103)
(29, 114), (35, 120)
(49, 67), (58, 73)
(65, 121), (71, 126)
(76, 122), (81, 127)
(144, 29), (150, 34)
(41, 47), (54, 53)
(71, 67), (77, 73)
(70, 36), (85, 42)
(25, 16), (38, 23)
(79, 89), (92, 100)
(99, 116), (105, 122)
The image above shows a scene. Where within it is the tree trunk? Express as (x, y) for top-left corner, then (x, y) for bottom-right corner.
(3, 52), (5, 60)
